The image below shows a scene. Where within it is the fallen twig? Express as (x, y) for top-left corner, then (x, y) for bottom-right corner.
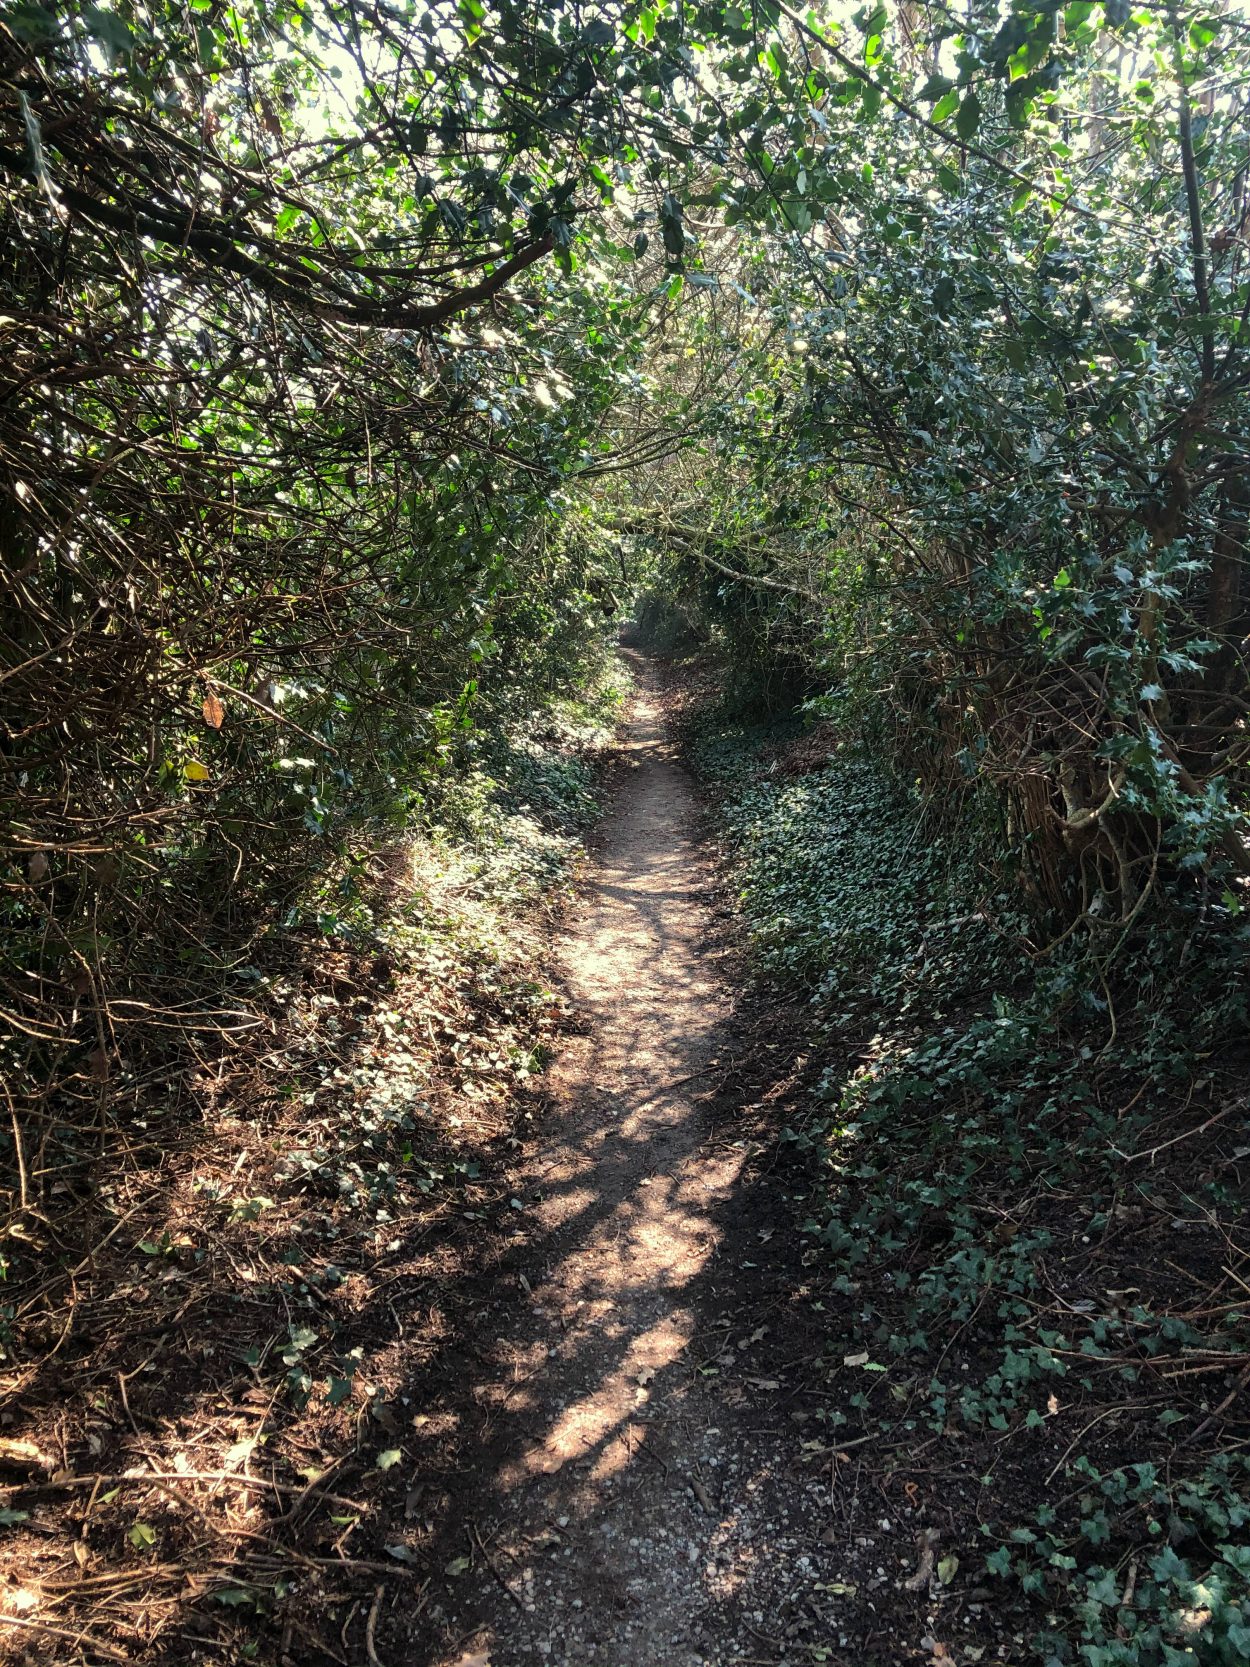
(0, 1612), (130, 1661)
(470, 1523), (526, 1612)
(365, 1584), (387, 1667)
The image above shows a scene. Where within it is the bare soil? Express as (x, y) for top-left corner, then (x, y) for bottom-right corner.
(397, 656), (936, 1667)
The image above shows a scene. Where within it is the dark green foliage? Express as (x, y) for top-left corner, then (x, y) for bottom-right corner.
(688, 700), (1250, 1665)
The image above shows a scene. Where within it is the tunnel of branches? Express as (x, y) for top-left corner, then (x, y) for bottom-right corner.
(6, 0), (1250, 1140)
(2, 1), (1250, 1656)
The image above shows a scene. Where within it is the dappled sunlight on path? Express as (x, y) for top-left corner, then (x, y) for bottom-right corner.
(410, 655), (843, 1667)
(455, 661), (741, 1659)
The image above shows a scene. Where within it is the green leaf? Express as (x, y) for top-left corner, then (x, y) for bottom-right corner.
(6, 3), (60, 44)
(83, 5), (134, 56)
(931, 89), (960, 123)
(954, 92), (982, 140)
(376, 1448), (403, 1471)
(129, 1521), (157, 1550)
(920, 72), (953, 103)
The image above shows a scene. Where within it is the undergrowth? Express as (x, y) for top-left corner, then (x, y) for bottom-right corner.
(685, 700), (1250, 1667)
(0, 663), (626, 1660)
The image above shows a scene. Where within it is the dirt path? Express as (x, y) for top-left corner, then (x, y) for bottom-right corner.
(413, 656), (832, 1667)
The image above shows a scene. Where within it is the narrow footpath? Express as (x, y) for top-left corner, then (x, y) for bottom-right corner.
(411, 657), (837, 1666)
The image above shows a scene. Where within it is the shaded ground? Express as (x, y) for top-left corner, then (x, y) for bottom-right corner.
(0, 656), (1064, 1665)
(392, 657), (965, 1667)
(399, 652), (816, 1665)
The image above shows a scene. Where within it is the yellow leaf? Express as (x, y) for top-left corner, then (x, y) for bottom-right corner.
(183, 761), (211, 782)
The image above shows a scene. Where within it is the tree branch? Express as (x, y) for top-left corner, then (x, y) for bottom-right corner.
(0, 145), (553, 329)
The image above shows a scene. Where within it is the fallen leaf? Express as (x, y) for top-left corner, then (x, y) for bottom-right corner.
(223, 1438), (255, 1470)
(843, 1351), (870, 1367)
(376, 1448), (402, 1471)
(937, 1552), (959, 1585)
(384, 1542), (420, 1565)
(27, 851), (48, 883)
(445, 1554), (471, 1576)
(202, 692), (225, 729)
(905, 1530), (940, 1592)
